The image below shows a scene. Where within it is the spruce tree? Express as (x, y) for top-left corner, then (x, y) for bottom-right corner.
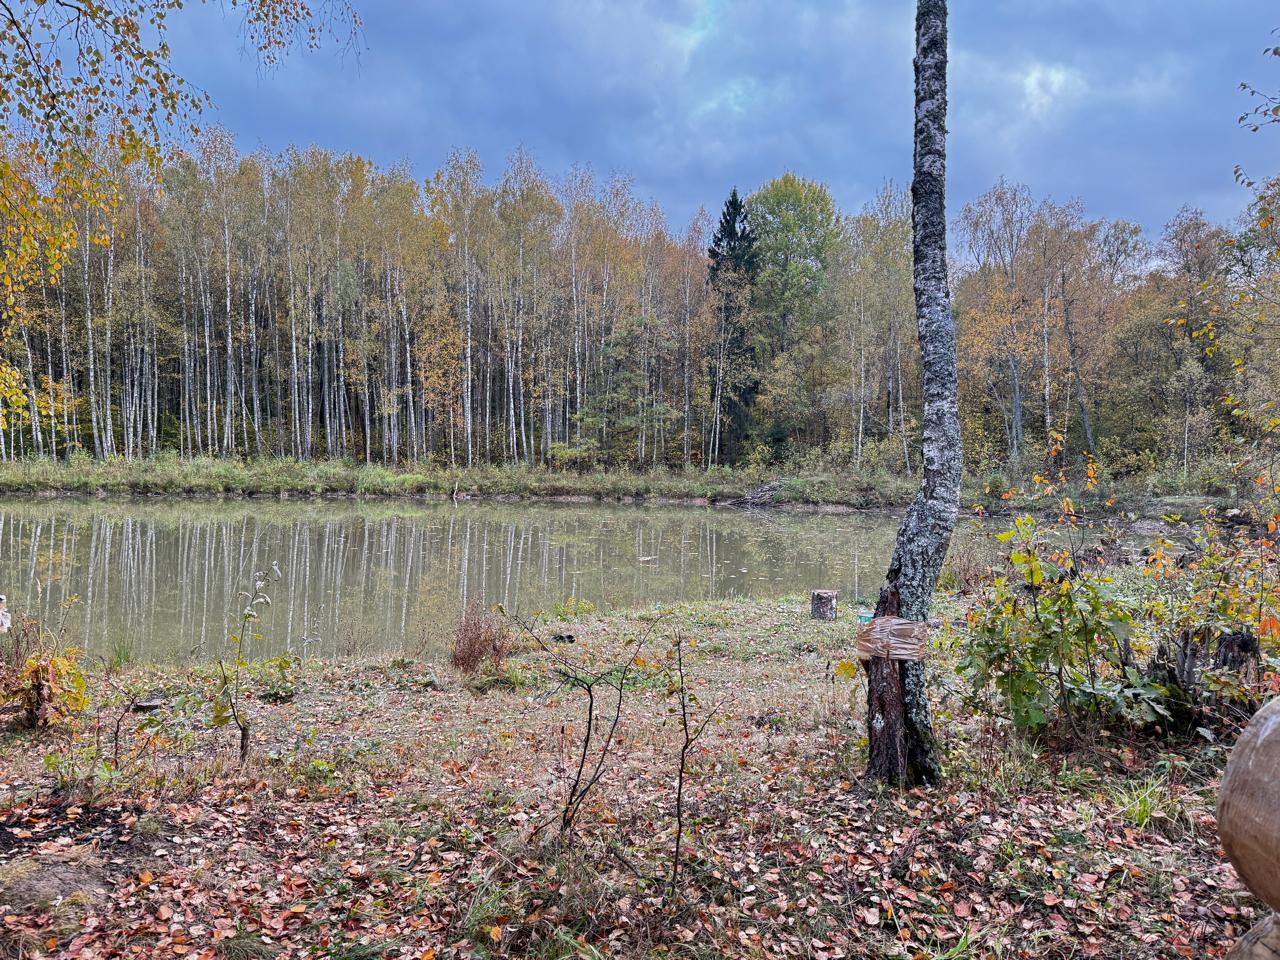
(705, 188), (760, 463)
(708, 188), (758, 282)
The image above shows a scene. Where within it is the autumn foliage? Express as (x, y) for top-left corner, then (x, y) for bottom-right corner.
(0, 615), (87, 728)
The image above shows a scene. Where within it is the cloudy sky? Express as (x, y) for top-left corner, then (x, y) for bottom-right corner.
(170, 1), (1278, 237)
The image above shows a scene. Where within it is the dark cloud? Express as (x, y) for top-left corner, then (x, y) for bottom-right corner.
(168, 0), (1278, 236)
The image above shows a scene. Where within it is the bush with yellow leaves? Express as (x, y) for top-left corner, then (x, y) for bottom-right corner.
(1, 615), (88, 729)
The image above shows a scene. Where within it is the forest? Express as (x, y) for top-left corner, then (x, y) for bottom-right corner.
(2, 132), (1277, 495)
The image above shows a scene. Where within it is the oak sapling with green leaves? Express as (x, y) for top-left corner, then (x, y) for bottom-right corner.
(957, 516), (1162, 733)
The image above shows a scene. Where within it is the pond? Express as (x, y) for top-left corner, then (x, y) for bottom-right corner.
(0, 497), (919, 662)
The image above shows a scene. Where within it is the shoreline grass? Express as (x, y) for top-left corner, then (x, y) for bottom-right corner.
(0, 453), (1245, 519)
(0, 454), (918, 508)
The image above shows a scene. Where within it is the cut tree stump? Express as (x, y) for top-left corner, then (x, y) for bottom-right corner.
(1227, 914), (1280, 959)
(810, 590), (837, 621)
(1219, 696), (1280, 957)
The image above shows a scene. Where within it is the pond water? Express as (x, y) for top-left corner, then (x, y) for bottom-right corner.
(0, 497), (916, 662)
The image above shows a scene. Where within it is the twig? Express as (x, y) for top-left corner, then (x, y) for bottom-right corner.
(667, 631), (725, 904)
(506, 609), (662, 843)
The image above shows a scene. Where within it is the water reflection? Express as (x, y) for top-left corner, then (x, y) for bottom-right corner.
(0, 498), (903, 661)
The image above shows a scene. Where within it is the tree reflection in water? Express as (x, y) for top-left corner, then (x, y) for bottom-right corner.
(0, 499), (904, 662)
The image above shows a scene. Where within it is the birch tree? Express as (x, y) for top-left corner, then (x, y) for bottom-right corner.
(865, 0), (962, 788)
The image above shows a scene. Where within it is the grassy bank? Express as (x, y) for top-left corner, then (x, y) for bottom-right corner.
(0, 596), (1257, 959)
(0, 454), (1249, 520)
(0, 455), (919, 508)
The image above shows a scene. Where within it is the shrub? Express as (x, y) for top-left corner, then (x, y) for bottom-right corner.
(937, 519), (992, 593)
(958, 516), (1162, 733)
(1, 616), (88, 728)
(252, 655), (300, 704)
(553, 596), (596, 621)
(1142, 510), (1280, 726)
(450, 602), (510, 675)
(547, 440), (600, 473)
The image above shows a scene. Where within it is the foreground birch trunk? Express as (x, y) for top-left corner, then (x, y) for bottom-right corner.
(866, 0), (962, 787)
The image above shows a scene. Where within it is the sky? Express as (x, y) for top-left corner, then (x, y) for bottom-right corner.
(169, 0), (1279, 238)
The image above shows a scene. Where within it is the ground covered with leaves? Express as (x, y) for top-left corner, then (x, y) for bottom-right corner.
(0, 598), (1262, 959)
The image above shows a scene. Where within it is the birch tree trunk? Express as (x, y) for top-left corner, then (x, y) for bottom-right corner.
(1007, 350), (1023, 465)
(866, 0), (961, 788)
(19, 323), (43, 456)
(103, 231), (116, 456)
(222, 207), (235, 455)
(1061, 295), (1096, 454)
(1041, 279), (1053, 445)
(81, 209), (102, 459)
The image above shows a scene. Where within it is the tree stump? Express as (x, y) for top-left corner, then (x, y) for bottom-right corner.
(1218, 696), (1280, 957)
(1226, 914), (1280, 959)
(810, 590), (837, 621)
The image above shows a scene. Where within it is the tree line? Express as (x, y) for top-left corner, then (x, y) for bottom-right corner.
(1, 130), (1275, 482)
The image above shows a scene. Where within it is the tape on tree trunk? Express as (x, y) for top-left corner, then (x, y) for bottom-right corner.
(856, 616), (928, 662)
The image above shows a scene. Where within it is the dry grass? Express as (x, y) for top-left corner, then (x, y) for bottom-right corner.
(449, 601), (510, 675)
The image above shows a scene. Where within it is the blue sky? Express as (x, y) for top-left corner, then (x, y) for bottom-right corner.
(171, 1), (1278, 237)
